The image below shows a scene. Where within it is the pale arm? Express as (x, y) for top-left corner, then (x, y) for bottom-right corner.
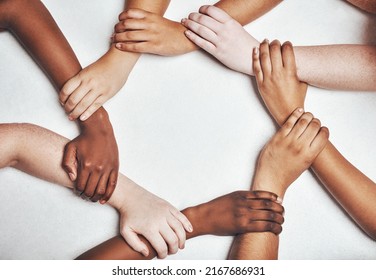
(294, 45), (376, 91)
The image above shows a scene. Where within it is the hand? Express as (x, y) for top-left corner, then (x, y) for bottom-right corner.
(116, 177), (193, 259)
(253, 108), (329, 198)
(113, 9), (197, 56)
(62, 109), (119, 203)
(253, 40), (308, 126)
(59, 52), (128, 121)
(181, 5), (259, 75)
(185, 190), (284, 237)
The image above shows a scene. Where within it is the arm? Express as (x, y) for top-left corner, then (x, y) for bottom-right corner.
(77, 190), (284, 260)
(254, 40), (376, 240)
(1, 0), (119, 203)
(0, 123), (284, 259)
(112, 0), (281, 56)
(59, 0), (171, 121)
(228, 109), (329, 259)
(346, 0), (376, 14)
(0, 123), (193, 258)
(183, 6), (376, 91)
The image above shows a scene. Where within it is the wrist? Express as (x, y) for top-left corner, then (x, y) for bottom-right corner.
(252, 173), (286, 199)
(78, 107), (112, 133)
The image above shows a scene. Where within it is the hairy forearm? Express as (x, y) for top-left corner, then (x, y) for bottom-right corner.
(294, 45), (376, 91)
(0, 123), (124, 211)
(312, 141), (376, 239)
(214, 0), (282, 25)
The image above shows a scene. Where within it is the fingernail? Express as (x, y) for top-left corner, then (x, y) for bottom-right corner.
(188, 225), (193, 232)
(184, 30), (191, 36)
(181, 18), (187, 23)
(69, 173), (75, 181)
(80, 114), (87, 121)
(116, 43), (122, 49)
(297, 108), (304, 113)
(276, 197), (283, 204)
(141, 249), (149, 257)
(68, 115), (74, 121)
(60, 102), (64, 106)
(263, 38), (269, 43)
(99, 199), (106, 204)
(254, 47), (259, 55)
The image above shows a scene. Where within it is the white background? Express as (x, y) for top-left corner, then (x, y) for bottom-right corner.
(0, 0), (375, 259)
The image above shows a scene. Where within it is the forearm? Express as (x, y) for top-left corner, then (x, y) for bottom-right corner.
(0, 123), (124, 211)
(311, 141), (376, 239)
(3, 0), (81, 89)
(76, 205), (205, 260)
(214, 0), (282, 25)
(294, 45), (376, 91)
(346, 0), (376, 14)
(227, 178), (282, 260)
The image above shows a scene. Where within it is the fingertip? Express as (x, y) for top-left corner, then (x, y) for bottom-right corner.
(115, 43), (122, 49)
(141, 249), (149, 257)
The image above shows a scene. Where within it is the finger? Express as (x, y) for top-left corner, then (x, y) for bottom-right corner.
(245, 221), (283, 235)
(91, 174), (108, 203)
(269, 40), (283, 72)
(310, 126), (330, 152)
(113, 30), (151, 43)
(118, 9), (148, 21)
(259, 40), (272, 77)
(168, 213), (187, 249)
(298, 118), (322, 145)
(247, 199), (284, 213)
(100, 170), (117, 204)
(115, 41), (152, 54)
(64, 84), (91, 116)
(68, 90), (100, 121)
(243, 190), (278, 202)
(279, 108), (305, 137)
(170, 208), (193, 233)
(75, 167), (89, 195)
(184, 29), (216, 53)
(253, 47), (263, 83)
(59, 77), (81, 105)
(247, 209), (284, 225)
(159, 224), (179, 255)
(79, 100), (103, 122)
(62, 143), (77, 182)
(287, 112), (314, 139)
(181, 18), (218, 45)
(143, 232), (168, 259)
(187, 12), (223, 33)
(122, 229), (149, 257)
(114, 18), (148, 33)
(81, 172), (101, 200)
(199, 5), (232, 23)
(281, 41), (297, 72)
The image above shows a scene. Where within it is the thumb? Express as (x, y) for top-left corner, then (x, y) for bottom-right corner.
(63, 142), (77, 181)
(122, 228), (149, 257)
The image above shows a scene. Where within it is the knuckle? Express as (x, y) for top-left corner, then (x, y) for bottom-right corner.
(83, 161), (92, 169)
(94, 164), (104, 172)
(97, 187), (106, 195)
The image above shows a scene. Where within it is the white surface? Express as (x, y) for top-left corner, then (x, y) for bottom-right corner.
(0, 0), (375, 259)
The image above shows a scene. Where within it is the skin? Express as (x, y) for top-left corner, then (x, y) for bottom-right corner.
(113, 0), (282, 55)
(0, 123), (194, 259)
(0, 0), (119, 203)
(0, 123), (284, 260)
(182, 5), (376, 91)
(229, 43), (330, 260)
(61, 0), (282, 121)
(254, 40), (376, 240)
(77, 190), (284, 260)
(59, 0), (171, 122)
(346, 0), (376, 13)
(0, 0), (197, 257)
